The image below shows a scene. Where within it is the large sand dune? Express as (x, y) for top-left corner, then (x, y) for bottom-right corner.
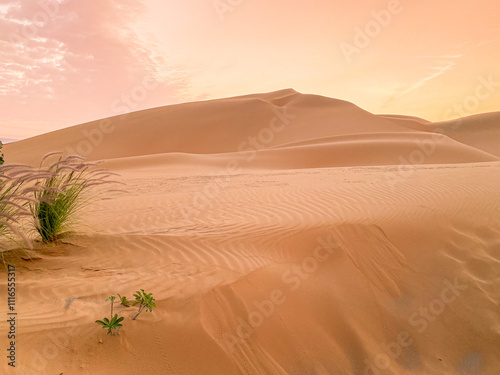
(6, 89), (499, 167)
(2, 90), (500, 374)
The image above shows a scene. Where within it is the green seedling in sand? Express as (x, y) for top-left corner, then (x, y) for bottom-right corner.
(106, 295), (116, 317)
(118, 294), (131, 307)
(95, 314), (124, 336)
(132, 289), (157, 320)
(96, 295), (123, 335)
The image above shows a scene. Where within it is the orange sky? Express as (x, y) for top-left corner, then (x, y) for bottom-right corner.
(1, 0), (500, 140)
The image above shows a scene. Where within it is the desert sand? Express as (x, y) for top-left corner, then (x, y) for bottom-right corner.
(2, 89), (500, 374)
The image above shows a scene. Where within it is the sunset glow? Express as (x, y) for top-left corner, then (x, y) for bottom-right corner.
(1, 0), (500, 139)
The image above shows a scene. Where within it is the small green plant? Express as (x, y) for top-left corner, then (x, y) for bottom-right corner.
(0, 141), (4, 165)
(106, 295), (116, 317)
(132, 289), (157, 320)
(95, 295), (124, 335)
(31, 153), (119, 243)
(118, 294), (131, 307)
(95, 314), (124, 336)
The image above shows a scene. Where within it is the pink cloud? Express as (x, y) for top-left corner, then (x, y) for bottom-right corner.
(0, 0), (187, 139)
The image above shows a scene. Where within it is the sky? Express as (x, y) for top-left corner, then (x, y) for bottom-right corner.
(1, 0), (500, 140)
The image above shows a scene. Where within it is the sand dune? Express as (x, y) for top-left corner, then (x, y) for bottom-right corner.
(2, 90), (500, 374)
(6, 89), (499, 168)
(430, 112), (500, 157)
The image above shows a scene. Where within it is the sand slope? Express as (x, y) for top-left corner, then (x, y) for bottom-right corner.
(1, 90), (500, 375)
(5, 89), (499, 168)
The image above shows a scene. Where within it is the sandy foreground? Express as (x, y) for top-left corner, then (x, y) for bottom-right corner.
(1, 89), (500, 374)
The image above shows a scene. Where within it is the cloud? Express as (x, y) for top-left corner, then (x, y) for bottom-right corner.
(0, 0), (189, 138)
(381, 55), (462, 108)
(1, 1), (151, 99)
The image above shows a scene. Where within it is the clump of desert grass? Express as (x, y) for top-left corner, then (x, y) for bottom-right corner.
(30, 153), (120, 243)
(0, 164), (51, 263)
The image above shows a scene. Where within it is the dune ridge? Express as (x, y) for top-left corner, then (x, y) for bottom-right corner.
(5, 89), (499, 168)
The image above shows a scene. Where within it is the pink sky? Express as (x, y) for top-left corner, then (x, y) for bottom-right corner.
(1, 0), (500, 140)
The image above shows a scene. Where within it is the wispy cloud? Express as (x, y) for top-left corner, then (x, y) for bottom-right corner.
(381, 55), (462, 108)
(0, 0), (188, 138)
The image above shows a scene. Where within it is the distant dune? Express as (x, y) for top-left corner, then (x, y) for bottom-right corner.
(5, 89), (499, 169)
(2, 90), (500, 375)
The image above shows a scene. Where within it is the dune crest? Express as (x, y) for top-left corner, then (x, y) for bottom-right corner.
(5, 90), (499, 169)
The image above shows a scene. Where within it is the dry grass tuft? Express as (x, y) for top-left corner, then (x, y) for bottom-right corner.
(30, 153), (120, 243)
